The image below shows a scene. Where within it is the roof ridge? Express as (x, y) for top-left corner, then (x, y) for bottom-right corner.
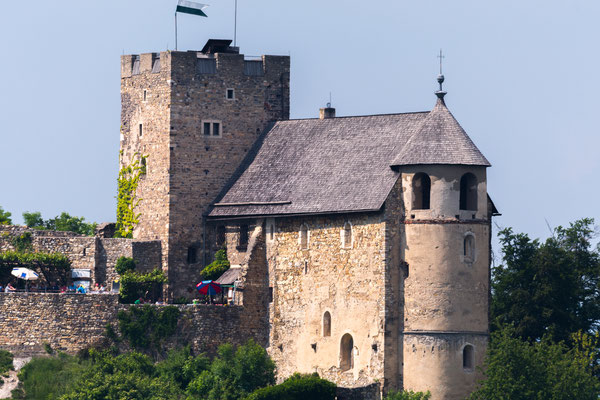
(279, 110), (430, 122)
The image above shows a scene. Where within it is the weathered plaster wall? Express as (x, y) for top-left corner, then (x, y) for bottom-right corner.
(402, 334), (487, 400)
(266, 213), (387, 388)
(399, 165), (490, 400)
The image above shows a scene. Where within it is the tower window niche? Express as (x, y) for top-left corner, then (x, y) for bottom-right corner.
(342, 222), (352, 248)
(460, 173), (478, 211)
(464, 234), (475, 263)
(412, 172), (431, 210)
(323, 312), (331, 337)
(463, 344), (474, 371)
(340, 333), (354, 371)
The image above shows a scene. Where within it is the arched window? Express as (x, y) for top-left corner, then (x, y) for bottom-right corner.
(300, 224), (309, 250)
(460, 173), (478, 211)
(463, 344), (474, 370)
(340, 333), (354, 371)
(323, 312), (331, 337)
(342, 222), (352, 248)
(412, 173), (431, 210)
(464, 234), (475, 263)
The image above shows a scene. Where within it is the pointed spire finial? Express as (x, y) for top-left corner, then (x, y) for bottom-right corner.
(435, 49), (447, 100)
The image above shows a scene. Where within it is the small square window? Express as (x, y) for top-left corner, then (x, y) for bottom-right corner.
(212, 123), (220, 136)
(203, 122), (211, 136)
(226, 89), (235, 100)
(139, 124), (143, 137)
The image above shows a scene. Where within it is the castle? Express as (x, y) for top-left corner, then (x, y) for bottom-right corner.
(0, 39), (498, 400)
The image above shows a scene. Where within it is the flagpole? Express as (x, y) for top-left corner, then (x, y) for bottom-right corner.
(175, 12), (178, 51)
(234, 0), (237, 47)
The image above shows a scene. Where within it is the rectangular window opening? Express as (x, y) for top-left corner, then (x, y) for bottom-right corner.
(187, 247), (197, 264)
(203, 122), (211, 136)
(139, 124), (143, 137)
(212, 122), (220, 136)
(143, 90), (147, 101)
(238, 225), (249, 250)
(226, 89), (235, 99)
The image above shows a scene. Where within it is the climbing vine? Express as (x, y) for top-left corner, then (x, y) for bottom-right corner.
(116, 152), (147, 238)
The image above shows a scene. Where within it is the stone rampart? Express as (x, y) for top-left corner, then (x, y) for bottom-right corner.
(0, 226), (161, 288)
(0, 293), (256, 357)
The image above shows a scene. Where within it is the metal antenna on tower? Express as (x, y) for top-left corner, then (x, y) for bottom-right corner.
(234, 0), (238, 47)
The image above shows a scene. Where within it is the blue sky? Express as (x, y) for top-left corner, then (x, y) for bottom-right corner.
(1, 0), (598, 256)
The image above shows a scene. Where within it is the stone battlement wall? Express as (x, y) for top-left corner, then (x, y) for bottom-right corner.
(0, 293), (258, 357)
(0, 226), (161, 288)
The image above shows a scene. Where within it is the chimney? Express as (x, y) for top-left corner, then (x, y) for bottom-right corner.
(319, 104), (336, 119)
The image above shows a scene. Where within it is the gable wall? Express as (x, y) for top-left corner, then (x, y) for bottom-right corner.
(266, 213), (387, 388)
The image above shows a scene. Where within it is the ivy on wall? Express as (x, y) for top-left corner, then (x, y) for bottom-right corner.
(116, 153), (147, 238)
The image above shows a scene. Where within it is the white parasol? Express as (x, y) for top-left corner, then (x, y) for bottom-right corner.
(11, 268), (39, 281)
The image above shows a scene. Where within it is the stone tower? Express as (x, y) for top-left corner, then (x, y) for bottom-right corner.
(397, 94), (492, 398)
(120, 40), (290, 297)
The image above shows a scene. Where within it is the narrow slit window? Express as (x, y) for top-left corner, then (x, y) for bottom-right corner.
(139, 124), (143, 137)
(300, 224), (309, 250)
(187, 247), (197, 264)
(143, 90), (147, 101)
(238, 225), (248, 249)
(323, 312), (331, 337)
(343, 222), (352, 248)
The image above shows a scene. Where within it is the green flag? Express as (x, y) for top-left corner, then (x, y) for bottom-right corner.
(176, 0), (208, 17)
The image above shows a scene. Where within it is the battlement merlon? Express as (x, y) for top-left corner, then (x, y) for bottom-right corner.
(120, 50), (290, 80)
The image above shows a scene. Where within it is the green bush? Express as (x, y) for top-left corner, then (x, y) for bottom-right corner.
(11, 232), (32, 252)
(246, 373), (336, 400)
(384, 389), (431, 400)
(186, 339), (276, 400)
(115, 256), (136, 275)
(117, 305), (180, 351)
(200, 249), (230, 281)
(119, 268), (166, 304)
(22, 211), (96, 236)
(0, 350), (13, 375)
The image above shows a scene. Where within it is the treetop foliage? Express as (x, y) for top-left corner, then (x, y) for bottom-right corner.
(469, 326), (600, 400)
(22, 211), (97, 236)
(492, 218), (600, 342)
(0, 206), (12, 225)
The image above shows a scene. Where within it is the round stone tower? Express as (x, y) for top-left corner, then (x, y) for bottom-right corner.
(393, 88), (493, 399)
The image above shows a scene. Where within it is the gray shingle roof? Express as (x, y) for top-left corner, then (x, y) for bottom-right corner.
(391, 99), (490, 167)
(208, 99), (489, 219)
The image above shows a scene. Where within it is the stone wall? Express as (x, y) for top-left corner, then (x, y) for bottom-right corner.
(120, 49), (290, 300)
(262, 212), (388, 389)
(0, 226), (161, 289)
(0, 293), (259, 357)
